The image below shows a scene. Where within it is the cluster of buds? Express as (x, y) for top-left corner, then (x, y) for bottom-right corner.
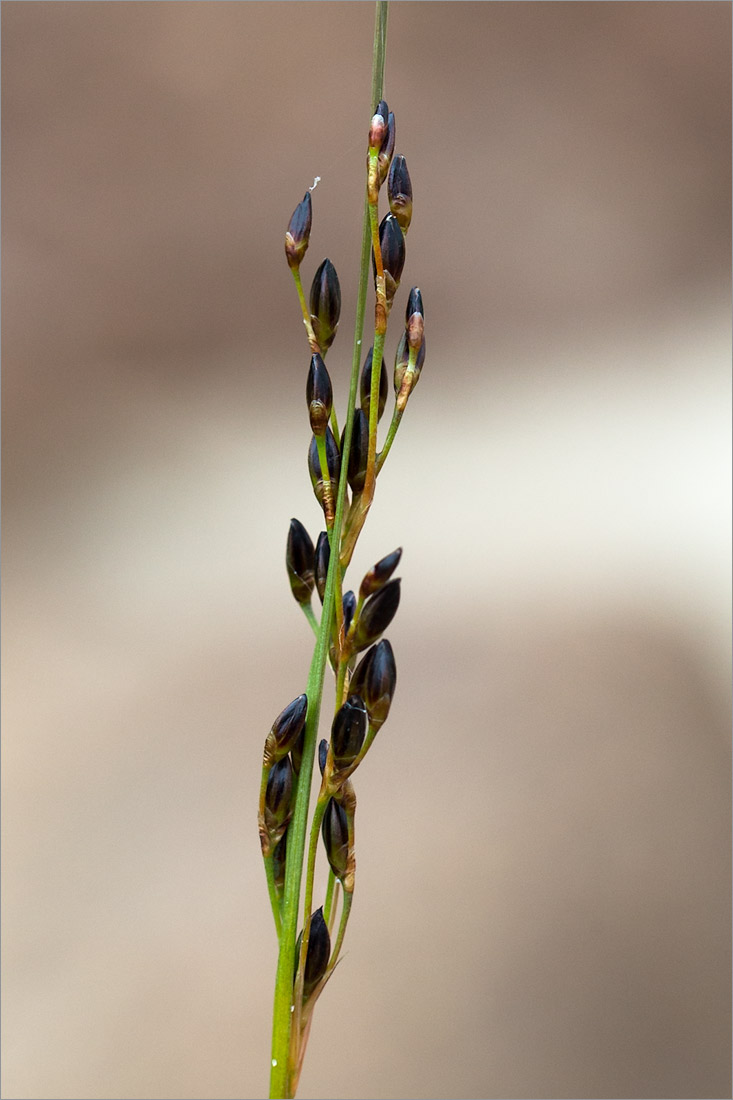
(265, 80), (426, 1096)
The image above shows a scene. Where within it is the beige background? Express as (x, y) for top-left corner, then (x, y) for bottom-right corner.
(2, 3), (731, 1098)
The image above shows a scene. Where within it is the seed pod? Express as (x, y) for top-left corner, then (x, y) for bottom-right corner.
(359, 347), (388, 422)
(359, 547), (402, 600)
(406, 288), (424, 352)
(368, 99), (389, 150)
(362, 638), (397, 729)
(318, 738), (329, 776)
(309, 259), (341, 353)
(291, 726), (305, 774)
(331, 695), (367, 769)
(373, 214), (405, 306)
(343, 408), (369, 495)
(342, 590), (356, 636)
(378, 111), (396, 185)
(264, 756), (294, 837)
(308, 427), (340, 512)
(295, 907), (331, 1000)
(394, 330), (426, 393)
(285, 192), (312, 270)
(314, 531), (330, 604)
(406, 287), (423, 324)
(286, 519), (315, 605)
(388, 155), (413, 234)
(306, 354), (333, 437)
(264, 693), (308, 767)
(353, 578), (401, 652)
(272, 829), (287, 891)
(321, 798), (349, 880)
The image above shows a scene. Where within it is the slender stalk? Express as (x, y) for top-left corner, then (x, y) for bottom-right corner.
(268, 6), (388, 1096)
(291, 267), (320, 356)
(323, 869), (336, 925)
(301, 603), (319, 637)
(264, 856), (283, 937)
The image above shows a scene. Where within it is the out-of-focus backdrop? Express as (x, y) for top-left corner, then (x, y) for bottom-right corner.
(2, 3), (731, 1098)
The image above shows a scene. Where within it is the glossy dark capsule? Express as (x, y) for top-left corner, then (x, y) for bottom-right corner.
(378, 111), (396, 185)
(359, 547), (402, 599)
(331, 695), (368, 768)
(285, 191), (312, 269)
(270, 693), (308, 758)
(349, 646), (374, 701)
(306, 354), (333, 437)
(272, 829), (287, 890)
(362, 638), (397, 729)
(286, 519), (315, 605)
(388, 155), (413, 233)
(359, 347), (388, 422)
(353, 578), (401, 652)
(295, 907), (331, 999)
(406, 287), (423, 323)
(373, 213), (405, 288)
(264, 756), (294, 833)
(342, 590), (357, 636)
(309, 258), (341, 352)
(321, 798), (349, 880)
(318, 738), (329, 776)
(314, 530), (330, 604)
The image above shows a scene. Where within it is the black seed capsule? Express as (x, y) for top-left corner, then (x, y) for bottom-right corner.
(269, 693), (308, 761)
(286, 519), (315, 605)
(331, 695), (368, 768)
(406, 287), (423, 323)
(353, 578), (401, 651)
(295, 907), (331, 999)
(342, 590), (356, 635)
(321, 798), (349, 880)
(344, 408), (369, 495)
(306, 354), (333, 437)
(318, 738), (329, 776)
(264, 756), (294, 834)
(314, 531), (330, 604)
(375, 99), (389, 125)
(291, 726), (304, 774)
(363, 638), (397, 729)
(360, 347), (388, 422)
(360, 547), (402, 600)
(308, 427), (340, 511)
(388, 155), (413, 234)
(349, 646), (374, 701)
(285, 191), (312, 269)
(373, 214), (405, 306)
(309, 259), (341, 352)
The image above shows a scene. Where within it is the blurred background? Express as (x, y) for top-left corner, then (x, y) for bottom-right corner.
(2, 3), (731, 1098)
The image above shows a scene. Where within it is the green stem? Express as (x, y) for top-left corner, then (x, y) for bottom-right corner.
(323, 870), (336, 925)
(328, 888), (353, 971)
(301, 603), (319, 638)
(268, 6), (388, 1096)
(376, 404), (403, 473)
(264, 855), (283, 937)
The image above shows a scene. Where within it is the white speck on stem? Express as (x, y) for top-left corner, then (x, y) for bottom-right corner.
(272, 1059), (278, 1068)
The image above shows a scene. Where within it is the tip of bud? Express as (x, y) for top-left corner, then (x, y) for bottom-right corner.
(285, 191), (312, 269)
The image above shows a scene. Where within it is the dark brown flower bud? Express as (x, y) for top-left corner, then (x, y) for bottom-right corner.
(285, 192), (312, 270)
(353, 578), (401, 652)
(362, 638), (397, 730)
(295, 907), (331, 999)
(314, 531), (330, 604)
(306, 354), (333, 437)
(359, 346), (388, 422)
(343, 408), (369, 495)
(394, 330), (426, 393)
(309, 259), (341, 352)
(378, 111), (396, 185)
(359, 547), (402, 600)
(321, 798), (349, 880)
(318, 738), (329, 776)
(342, 590), (356, 635)
(265, 693), (308, 767)
(291, 727), (305, 774)
(264, 756), (294, 836)
(373, 214), (405, 306)
(286, 519), (315, 605)
(388, 155), (413, 233)
(331, 695), (367, 769)
(406, 287), (423, 323)
(272, 829), (287, 891)
(308, 427), (340, 512)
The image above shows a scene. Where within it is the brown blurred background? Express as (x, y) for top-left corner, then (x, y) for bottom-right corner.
(2, 3), (731, 1098)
